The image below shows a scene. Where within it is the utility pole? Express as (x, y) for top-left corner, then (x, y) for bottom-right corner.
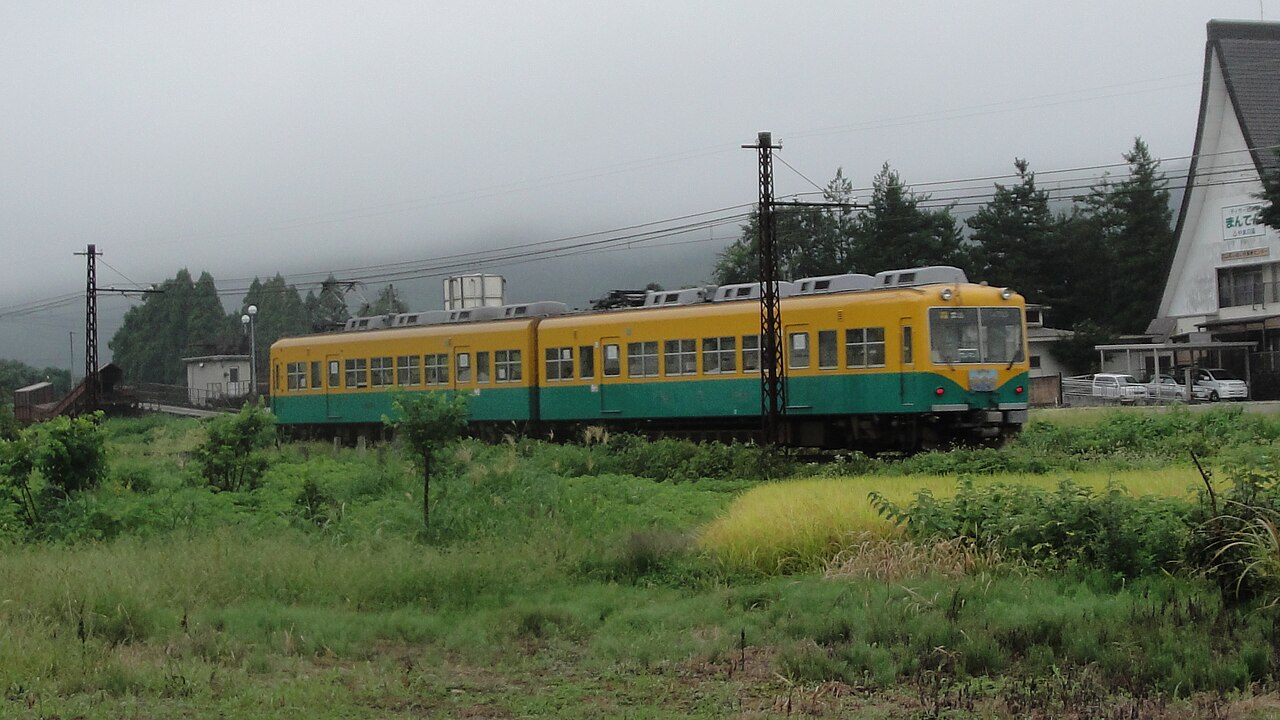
(75, 244), (101, 413)
(743, 132), (785, 444)
(75, 244), (162, 414)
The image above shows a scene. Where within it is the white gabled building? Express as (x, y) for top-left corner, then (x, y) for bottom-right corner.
(183, 355), (252, 406)
(1155, 20), (1280, 347)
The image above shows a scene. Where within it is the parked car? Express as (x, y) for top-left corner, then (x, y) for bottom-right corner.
(1146, 374), (1188, 401)
(1092, 373), (1148, 402)
(1191, 367), (1249, 401)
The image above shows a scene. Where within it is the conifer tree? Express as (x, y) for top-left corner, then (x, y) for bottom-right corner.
(966, 159), (1058, 297)
(852, 163), (966, 273)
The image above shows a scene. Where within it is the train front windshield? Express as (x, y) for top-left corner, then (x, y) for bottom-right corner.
(929, 307), (1024, 365)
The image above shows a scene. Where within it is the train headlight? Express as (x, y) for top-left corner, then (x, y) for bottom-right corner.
(940, 288), (953, 301)
(1001, 288), (1014, 300)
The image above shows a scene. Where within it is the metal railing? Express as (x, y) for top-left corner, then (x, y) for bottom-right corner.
(130, 383), (252, 411)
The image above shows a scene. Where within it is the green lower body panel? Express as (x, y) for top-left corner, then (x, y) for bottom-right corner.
(273, 386), (536, 425)
(539, 372), (1029, 421)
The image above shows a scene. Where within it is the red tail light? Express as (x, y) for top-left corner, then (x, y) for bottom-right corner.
(1015, 386), (1025, 394)
(935, 387), (945, 396)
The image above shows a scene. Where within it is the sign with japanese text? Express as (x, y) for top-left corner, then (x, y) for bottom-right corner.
(1222, 203), (1264, 240)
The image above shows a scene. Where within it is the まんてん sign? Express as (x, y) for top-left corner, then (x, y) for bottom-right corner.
(1222, 203), (1264, 240)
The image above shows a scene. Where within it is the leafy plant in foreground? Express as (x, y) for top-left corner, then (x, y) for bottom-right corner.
(871, 477), (1191, 578)
(193, 401), (275, 492)
(384, 390), (467, 528)
(31, 412), (108, 495)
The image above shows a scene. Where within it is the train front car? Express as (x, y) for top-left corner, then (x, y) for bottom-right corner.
(769, 280), (1028, 450)
(910, 283), (1029, 448)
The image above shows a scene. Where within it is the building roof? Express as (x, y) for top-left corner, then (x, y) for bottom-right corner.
(1208, 20), (1280, 174)
(182, 355), (250, 364)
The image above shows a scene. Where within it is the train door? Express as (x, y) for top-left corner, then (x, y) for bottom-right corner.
(899, 318), (915, 407)
(453, 346), (471, 392)
(784, 324), (813, 411)
(325, 354), (341, 419)
(600, 337), (622, 415)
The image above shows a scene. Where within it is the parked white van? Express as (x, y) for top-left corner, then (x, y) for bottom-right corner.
(1092, 373), (1148, 402)
(1192, 368), (1249, 402)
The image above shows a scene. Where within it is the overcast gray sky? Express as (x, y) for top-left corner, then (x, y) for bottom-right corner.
(0, 0), (1274, 369)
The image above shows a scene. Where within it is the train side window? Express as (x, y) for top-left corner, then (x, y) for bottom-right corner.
(867, 328), (886, 366)
(328, 360), (340, 388)
(310, 361), (322, 389)
(703, 336), (736, 374)
(370, 357), (394, 387)
(627, 341), (659, 378)
(545, 347), (573, 381)
(287, 361), (306, 390)
(846, 327), (886, 368)
(396, 355), (421, 386)
(818, 330), (838, 369)
(476, 351), (491, 383)
(742, 334), (760, 372)
(456, 353), (472, 384)
(603, 344), (620, 377)
(579, 345), (594, 379)
(663, 339), (697, 376)
(902, 327), (913, 364)
(788, 332), (810, 369)
(495, 349), (522, 383)
(425, 354), (450, 385)
(344, 358), (368, 388)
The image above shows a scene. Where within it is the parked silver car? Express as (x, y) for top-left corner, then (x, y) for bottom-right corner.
(1146, 374), (1188, 401)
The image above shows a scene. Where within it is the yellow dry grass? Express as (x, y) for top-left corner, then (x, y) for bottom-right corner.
(698, 468), (1203, 574)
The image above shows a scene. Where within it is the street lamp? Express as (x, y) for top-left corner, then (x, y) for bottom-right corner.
(241, 304), (258, 396)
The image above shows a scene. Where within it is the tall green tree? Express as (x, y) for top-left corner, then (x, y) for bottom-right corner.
(1083, 138), (1173, 333)
(356, 284), (410, 316)
(0, 360), (72, 396)
(713, 169), (857, 284)
(966, 159), (1059, 298)
(1257, 144), (1280, 230)
(109, 269), (231, 384)
(240, 275), (311, 383)
(852, 163), (967, 273)
(303, 275), (352, 333)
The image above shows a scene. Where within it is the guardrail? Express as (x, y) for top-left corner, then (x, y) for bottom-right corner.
(130, 383), (252, 412)
(1059, 377), (1188, 407)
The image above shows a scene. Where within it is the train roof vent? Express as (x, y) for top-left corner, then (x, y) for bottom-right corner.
(874, 265), (967, 288)
(343, 315), (392, 332)
(711, 281), (797, 302)
(392, 310), (452, 327)
(451, 306), (503, 323)
(643, 286), (715, 307)
(793, 273), (875, 295)
(500, 301), (568, 318)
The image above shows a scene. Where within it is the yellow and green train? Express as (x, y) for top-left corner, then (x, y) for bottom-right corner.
(269, 267), (1030, 450)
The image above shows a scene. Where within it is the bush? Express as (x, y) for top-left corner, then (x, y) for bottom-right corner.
(32, 413), (107, 494)
(873, 477), (1192, 579)
(193, 402), (275, 492)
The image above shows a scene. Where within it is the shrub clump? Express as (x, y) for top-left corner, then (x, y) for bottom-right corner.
(872, 477), (1192, 579)
(193, 402), (275, 492)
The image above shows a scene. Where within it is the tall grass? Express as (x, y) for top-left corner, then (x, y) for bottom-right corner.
(700, 469), (1203, 574)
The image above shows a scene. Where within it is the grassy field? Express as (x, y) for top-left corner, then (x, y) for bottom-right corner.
(2, 408), (1280, 718)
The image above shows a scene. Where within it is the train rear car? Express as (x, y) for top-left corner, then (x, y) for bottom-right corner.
(270, 319), (539, 437)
